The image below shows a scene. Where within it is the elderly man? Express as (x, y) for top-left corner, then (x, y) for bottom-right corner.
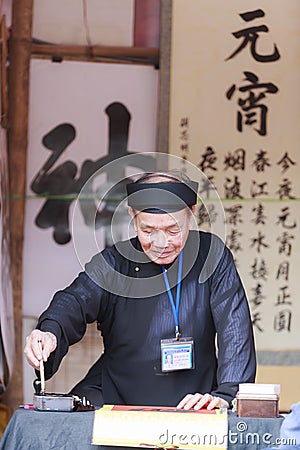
(24, 171), (256, 410)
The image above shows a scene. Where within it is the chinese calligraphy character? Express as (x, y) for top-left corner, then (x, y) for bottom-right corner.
(179, 117), (190, 173)
(197, 203), (218, 227)
(180, 144), (189, 153)
(276, 261), (289, 281)
(223, 148), (245, 171)
(250, 231), (269, 253)
(180, 117), (189, 128)
(252, 311), (264, 332)
(251, 203), (267, 225)
(274, 310), (291, 332)
(250, 180), (269, 198)
(276, 207), (296, 229)
(224, 176), (243, 199)
(226, 71), (278, 136)
(31, 123), (77, 244)
(276, 152), (296, 173)
(179, 122), (189, 142)
(276, 178), (295, 200)
(226, 228), (243, 253)
(252, 149), (271, 172)
(198, 146), (217, 173)
(199, 176), (216, 200)
(250, 283), (265, 308)
(277, 231), (294, 256)
(250, 258), (268, 281)
(225, 204), (243, 226)
(275, 286), (292, 306)
(226, 9), (280, 63)
(31, 102), (156, 244)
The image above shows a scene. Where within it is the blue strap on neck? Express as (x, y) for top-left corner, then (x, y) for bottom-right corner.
(161, 251), (183, 339)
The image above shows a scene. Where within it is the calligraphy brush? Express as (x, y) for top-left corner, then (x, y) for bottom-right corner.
(37, 339), (45, 394)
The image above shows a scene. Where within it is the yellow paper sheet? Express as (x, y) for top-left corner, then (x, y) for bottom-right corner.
(92, 405), (228, 449)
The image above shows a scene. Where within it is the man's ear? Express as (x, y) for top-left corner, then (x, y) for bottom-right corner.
(188, 205), (196, 227)
(128, 207), (138, 231)
(128, 207), (134, 218)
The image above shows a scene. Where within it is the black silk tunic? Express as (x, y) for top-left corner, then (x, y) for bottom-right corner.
(38, 231), (256, 407)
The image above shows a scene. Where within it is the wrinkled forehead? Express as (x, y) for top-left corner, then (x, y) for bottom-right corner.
(134, 208), (189, 228)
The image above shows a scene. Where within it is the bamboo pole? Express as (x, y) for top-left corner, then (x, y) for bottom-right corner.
(4, 0), (33, 409)
(31, 43), (159, 65)
(31, 43), (158, 58)
(157, 0), (172, 153)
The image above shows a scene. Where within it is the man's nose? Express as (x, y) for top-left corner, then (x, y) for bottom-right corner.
(150, 230), (167, 248)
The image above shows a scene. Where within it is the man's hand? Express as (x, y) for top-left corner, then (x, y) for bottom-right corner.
(24, 330), (57, 370)
(177, 393), (229, 410)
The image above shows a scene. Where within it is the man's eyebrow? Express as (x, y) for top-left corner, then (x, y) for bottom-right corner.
(139, 222), (181, 230)
(139, 222), (153, 228)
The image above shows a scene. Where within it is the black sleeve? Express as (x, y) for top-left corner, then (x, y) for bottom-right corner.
(36, 255), (110, 379)
(209, 245), (256, 405)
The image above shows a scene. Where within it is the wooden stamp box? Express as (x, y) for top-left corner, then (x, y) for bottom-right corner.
(236, 393), (279, 418)
(235, 383), (280, 418)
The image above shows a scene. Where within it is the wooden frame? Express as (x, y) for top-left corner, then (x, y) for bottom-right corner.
(0, 14), (8, 128)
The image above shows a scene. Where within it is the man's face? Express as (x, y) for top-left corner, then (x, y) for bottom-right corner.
(131, 207), (193, 265)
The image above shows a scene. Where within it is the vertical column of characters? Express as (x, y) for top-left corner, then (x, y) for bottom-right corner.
(224, 6), (281, 334)
(274, 153), (297, 333)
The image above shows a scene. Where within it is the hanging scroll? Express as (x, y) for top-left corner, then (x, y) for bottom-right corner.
(24, 59), (158, 318)
(167, 0), (300, 353)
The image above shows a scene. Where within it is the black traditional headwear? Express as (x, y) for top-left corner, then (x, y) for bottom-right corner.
(126, 180), (198, 213)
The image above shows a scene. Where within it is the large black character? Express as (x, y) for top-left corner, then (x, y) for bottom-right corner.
(226, 71), (278, 136)
(31, 123), (77, 244)
(226, 9), (281, 63)
(31, 102), (156, 244)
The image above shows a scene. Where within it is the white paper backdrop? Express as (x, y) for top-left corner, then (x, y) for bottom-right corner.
(24, 59), (159, 318)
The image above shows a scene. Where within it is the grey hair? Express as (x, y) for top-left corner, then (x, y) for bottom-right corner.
(135, 170), (192, 184)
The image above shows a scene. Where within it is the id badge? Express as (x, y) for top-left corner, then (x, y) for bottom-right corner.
(161, 337), (194, 372)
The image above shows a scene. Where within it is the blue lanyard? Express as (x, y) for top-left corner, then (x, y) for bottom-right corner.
(161, 251), (183, 340)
